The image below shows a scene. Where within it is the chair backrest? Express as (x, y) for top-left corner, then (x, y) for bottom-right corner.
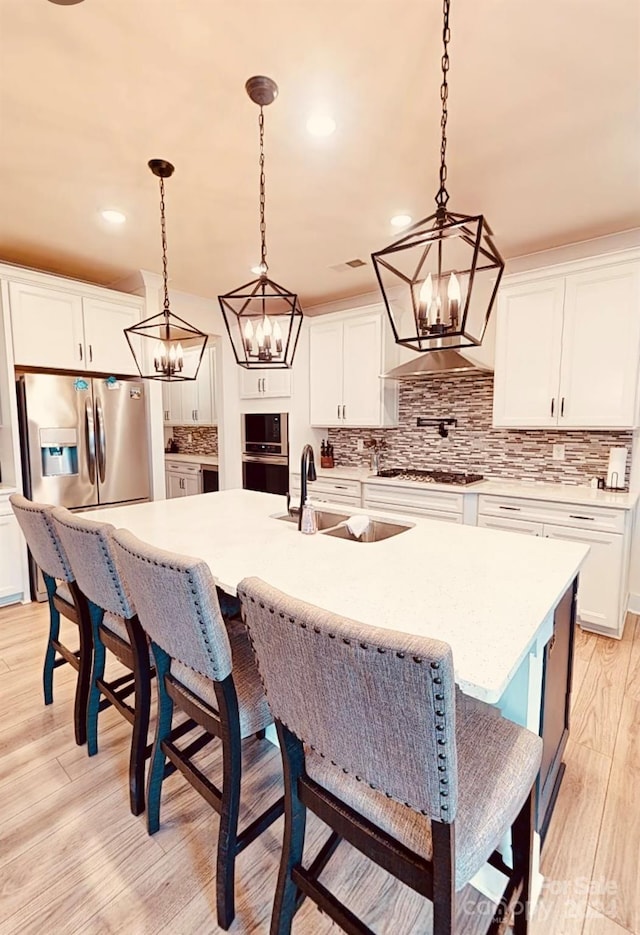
(238, 576), (459, 824)
(51, 507), (134, 619)
(10, 494), (73, 582)
(111, 528), (233, 683)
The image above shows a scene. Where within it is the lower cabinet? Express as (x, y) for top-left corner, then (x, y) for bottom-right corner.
(0, 505), (24, 605)
(363, 483), (465, 524)
(165, 462), (203, 498)
(477, 495), (632, 637)
(289, 474), (362, 509)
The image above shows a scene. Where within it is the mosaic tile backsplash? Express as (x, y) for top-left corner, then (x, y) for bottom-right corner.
(326, 374), (633, 486)
(168, 425), (218, 455)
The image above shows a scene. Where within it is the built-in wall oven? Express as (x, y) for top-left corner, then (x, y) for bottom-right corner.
(242, 413), (289, 495)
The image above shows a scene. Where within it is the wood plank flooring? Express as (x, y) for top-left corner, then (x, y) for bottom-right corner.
(0, 601), (638, 934)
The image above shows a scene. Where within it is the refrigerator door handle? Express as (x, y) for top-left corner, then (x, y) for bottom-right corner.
(85, 398), (96, 485)
(95, 397), (107, 484)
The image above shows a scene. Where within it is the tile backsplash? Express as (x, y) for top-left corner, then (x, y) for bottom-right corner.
(326, 374), (633, 486)
(168, 425), (218, 455)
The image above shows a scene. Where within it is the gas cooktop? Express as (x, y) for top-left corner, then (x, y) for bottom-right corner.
(376, 469), (484, 486)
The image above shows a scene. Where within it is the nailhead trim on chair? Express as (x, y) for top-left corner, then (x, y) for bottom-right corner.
(12, 497), (74, 582)
(239, 588), (453, 820)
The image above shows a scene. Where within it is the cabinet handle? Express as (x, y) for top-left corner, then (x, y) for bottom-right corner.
(498, 505), (521, 511)
(194, 409), (198, 421)
(89, 344), (93, 363)
(569, 514), (594, 521)
(560, 397), (565, 417)
(79, 343), (83, 361)
(337, 404), (341, 419)
(261, 378), (266, 393)
(550, 397), (555, 417)
(335, 485), (348, 490)
(342, 405), (346, 420)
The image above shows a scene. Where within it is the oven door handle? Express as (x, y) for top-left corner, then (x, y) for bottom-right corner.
(242, 453), (288, 466)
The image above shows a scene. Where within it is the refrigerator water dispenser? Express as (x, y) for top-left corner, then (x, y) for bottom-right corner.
(39, 428), (78, 477)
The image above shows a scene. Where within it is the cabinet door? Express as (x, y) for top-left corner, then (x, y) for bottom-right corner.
(183, 473), (202, 496)
(239, 369), (265, 399)
(9, 281), (84, 370)
(263, 369), (292, 398)
(309, 320), (343, 426)
(161, 381), (183, 424)
(194, 347), (216, 424)
(342, 313), (384, 426)
(477, 515), (544, 536)
(544, 523), (624, 636)
(82, 297), (141, 376)
(0, 512), (24, 604)
(492, 280), (565, 427)
(166, 472), (185, 498)
(559, 263), (640, 427)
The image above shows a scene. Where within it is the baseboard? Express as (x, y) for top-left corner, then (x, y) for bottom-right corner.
(628, 592), (640, 615)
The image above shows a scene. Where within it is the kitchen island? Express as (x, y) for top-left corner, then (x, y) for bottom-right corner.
(86, 489), (588, 899)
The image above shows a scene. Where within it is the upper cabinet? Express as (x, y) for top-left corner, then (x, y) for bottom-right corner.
(309, 306), (399, 427)
(162, 345), (217, 426)
(238, 367), (292, 399)
(8, 278), (143, 376)
(493, 255), (640, 429)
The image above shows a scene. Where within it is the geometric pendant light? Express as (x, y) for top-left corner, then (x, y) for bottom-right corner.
(218, 77), (303, 369)
(124, 160), (208, 381)
(371, 0), (504, 354)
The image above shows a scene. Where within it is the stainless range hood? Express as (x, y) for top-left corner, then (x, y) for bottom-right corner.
(382, 349), (492, 380)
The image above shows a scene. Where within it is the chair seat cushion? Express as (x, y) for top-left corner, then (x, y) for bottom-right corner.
(101, 612), (154, 664)
(305, 690), (542, 890)
(171, 618), (272, 739)
(55, 581), (73, 605)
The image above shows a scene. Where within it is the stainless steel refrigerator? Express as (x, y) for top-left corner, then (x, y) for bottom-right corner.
(17, 372), (151, 596)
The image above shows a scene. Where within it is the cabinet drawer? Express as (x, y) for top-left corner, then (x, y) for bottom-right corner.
(165, 461), (202, 474)
(364, 497), (462, 524)
(291, 475), (362, 500)
(477, 495), (626, 534)
(309, 492), (361, 509)
(364, 482), (464, 515)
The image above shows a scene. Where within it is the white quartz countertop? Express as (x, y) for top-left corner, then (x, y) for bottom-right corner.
(85, 489), (587, 704)
(164, 453), (218, 468)
(299, 466), (638, 510)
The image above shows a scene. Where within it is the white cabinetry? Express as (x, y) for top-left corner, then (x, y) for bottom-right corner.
(8, 280), (143, 376)
(309, 307), (398, 427)
(290, 474), (362, 509)
(239, 368), (292, 399)
(477, 494), (633, 637)
(162, 347), (217, 426)
(165, 461), (203, 498)
(493, 255), (640, 429)
(363, 482), (466, 524)
(0, 499), (23, 605)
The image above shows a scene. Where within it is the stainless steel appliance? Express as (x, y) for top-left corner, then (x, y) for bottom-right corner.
(376, 468), (484, 485)
(17, 372), (151, 596)
(241, 412), (289, 495)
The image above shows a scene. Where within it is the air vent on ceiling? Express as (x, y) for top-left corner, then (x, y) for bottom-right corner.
(329, 258), (368, 273)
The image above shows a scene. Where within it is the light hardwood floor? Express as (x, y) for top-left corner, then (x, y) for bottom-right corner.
(0, 601), (638, 934)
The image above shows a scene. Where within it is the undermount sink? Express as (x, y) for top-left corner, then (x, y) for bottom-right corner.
(273, 509), (351, 531)
(322, 518), (414, 543)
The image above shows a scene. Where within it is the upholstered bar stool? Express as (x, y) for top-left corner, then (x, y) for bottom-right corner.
(111, 528), (284, 931)
(10, 494), (92, 746)
(51, 507), (152, 816)
(239, 576), (543, 935)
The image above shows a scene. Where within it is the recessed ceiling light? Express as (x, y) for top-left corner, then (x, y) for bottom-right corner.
(100, 209), (126, 225)
(306, 114), (336, 137)
(390, 214), (412, 229)
(48, 0), (85, 5)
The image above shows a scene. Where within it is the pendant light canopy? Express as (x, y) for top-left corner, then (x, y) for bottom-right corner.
(372, 0), (504, 354)
(125, 160), (208, 382)
(219, 76), (303, 370)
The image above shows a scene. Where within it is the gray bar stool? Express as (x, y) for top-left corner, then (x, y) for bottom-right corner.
(51, 507), (152, 816)
(239, 576), (543, 935)
(10, 494), (92, 746)
(111, 527), (284, 931)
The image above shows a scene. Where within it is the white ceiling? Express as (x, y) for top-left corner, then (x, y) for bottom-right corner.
(0, 0), (639, 309)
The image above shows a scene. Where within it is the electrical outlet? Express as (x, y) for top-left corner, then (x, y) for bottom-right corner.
(187, 433), (193, 445)
(356, 439), (364, 452)
(552, 443), (565, 461)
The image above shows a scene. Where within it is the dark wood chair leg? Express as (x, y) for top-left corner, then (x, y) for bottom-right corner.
(431, 820), (455, 935)
(42, 574), (60, 707)
(511, 788), (535, 935)
(270, 722), (307, 935)
(86, 601), (106, 757)
(70, 582), (92, 747)
(146, 644), (173, 835)
(215, 675), (243, 931)
(126, 615), (151, 816)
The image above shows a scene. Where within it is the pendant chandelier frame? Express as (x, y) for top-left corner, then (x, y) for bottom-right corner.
(371, 0), (505, 354)
(125, 160), (208, 382)
(218, 76), (303, 370)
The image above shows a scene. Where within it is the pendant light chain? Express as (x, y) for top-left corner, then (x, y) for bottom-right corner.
(159, 176), (171, 313)
(258, 105), (268, 273)
(436, 0), (451, 210)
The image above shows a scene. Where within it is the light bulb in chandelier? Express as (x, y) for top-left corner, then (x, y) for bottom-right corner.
(153, 339), (184, 376)
(244, 319), (254, 354)
(273, 320), (283, 354)
(417, 271), (462, 336)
